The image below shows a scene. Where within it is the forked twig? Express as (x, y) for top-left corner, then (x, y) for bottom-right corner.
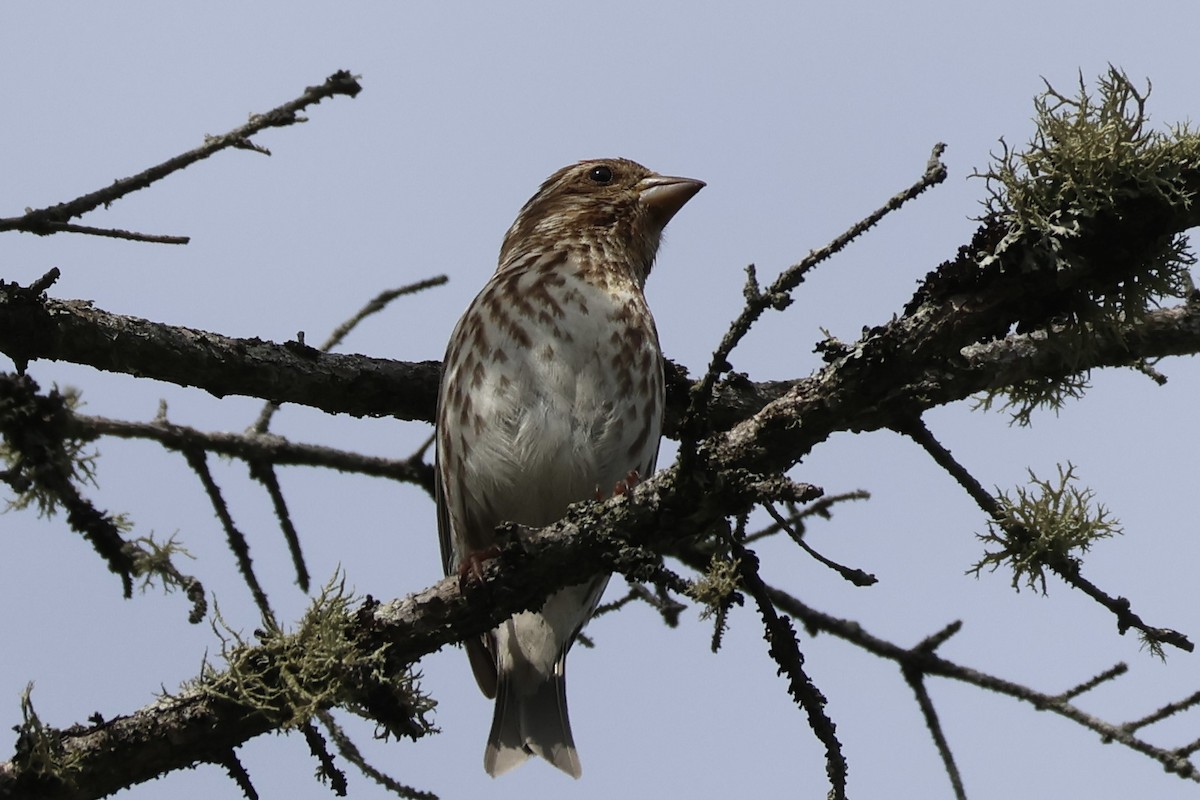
(679, 143), (948, 457)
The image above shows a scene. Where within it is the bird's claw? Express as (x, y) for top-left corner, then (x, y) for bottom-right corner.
(614, 469), (641, 496)
(458, 545), (502, 591)
(596, 469), (642, 500)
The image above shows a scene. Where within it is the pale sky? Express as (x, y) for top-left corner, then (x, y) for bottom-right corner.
(3, 3), (1200, 799)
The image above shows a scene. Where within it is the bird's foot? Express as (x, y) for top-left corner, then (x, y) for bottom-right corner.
(457, 545), (502, 590)
(614, 468), (641, 496)
(597, 469), (642, 500)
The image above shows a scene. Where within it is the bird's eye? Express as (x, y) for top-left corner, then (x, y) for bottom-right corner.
(588, 165), (614, 184)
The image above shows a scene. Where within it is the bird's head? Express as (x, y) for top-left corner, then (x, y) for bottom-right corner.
(499, 158), (704, 285)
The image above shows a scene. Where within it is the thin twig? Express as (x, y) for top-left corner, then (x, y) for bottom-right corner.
(745, 490), (871, 543)
(1054, 662), (1128, 702)
(183, 448), (272, 619)
(248, 461), (310, 593)
(28, 222), (190, 244)
(1121, 690), (1200, 735)
(69, 412), (432, 488)
(903, 669), (967, 800)
(320, 277), (450, 354)
(592, 579), (686, 626)
(406, 433), (438, 499)
(218, 750), (259, 800)
(762, 502), (877, 586)
(914, 620), (963, 653)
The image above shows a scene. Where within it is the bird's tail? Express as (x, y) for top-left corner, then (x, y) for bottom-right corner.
(484, 665), (581, 778)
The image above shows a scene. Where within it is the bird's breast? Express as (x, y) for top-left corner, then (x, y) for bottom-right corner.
(451, 264), (665, 528)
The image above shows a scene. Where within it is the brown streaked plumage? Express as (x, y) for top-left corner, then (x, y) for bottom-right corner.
(435, 158), (703, 778)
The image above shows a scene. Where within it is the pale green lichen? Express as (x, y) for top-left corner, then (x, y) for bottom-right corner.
(13, 684), (78, 787)
(1, 385), (98, 516)
(974, 68), (1200, 423)
(689, 552), (742, 616)
(126, 533), (192, 591)
(973, 371), (1091, 427)
(979, 68), (1198, 297)
(126, 534), (208, 623)
(690, 549), (742, 654)
(970, 464), (1121, 593)
(190, 575), (434, 734)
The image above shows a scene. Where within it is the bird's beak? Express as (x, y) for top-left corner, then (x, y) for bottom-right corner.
(639, 174), (705, 228)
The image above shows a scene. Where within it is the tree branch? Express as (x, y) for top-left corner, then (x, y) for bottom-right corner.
(0, 285), (441, 420)
(8, 276), (1200, 439)
(4, 463), (1192, 797)
(4, 67), (1200, 799)
(0, 437), (824, 797)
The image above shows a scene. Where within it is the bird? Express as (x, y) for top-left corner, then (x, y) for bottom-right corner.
(434, 158), (703, 778)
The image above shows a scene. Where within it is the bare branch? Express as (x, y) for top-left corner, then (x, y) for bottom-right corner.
(0, 71), (362, 241)
(762, 502), (876, 586)
(318, 276), (451, 355)
(1122, 690), (1200, 735)
(0, 286), (441, 421)
(765, 587), (1200, 784)
(70, 412), (432, 489)
(1054, 662), (1128, 702)
(11, 280), (1200, 442)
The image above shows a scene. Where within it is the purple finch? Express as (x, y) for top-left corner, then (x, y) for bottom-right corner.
(435, 158), (703, 777)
